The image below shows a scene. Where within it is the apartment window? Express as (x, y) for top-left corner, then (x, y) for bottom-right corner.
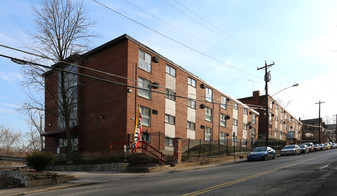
(269, 101), (273, 109)
(269, 113), (272, 122)
(285, 124), (287, 130)
(285, 113), (287, 119)
(243, 123), (247, 130)
(138, 77), (151, 99)
(233, 119), (238, 126)
(166, 64), (176, 77)
(140, 106), (151, 126)
(138, 50), (151, 72)
(57, 65), (78, 129)
(166, 88), (176, 101)
(276, 105), (279, 110)
(165, 114), (175, 125)
(275, 116), (278, 122)
(205, 127), (212, 141)
(205, 87), (212, 102)
(289, 117), (292, 123)
(205, 107), (212, 122)
(221, 96), (227, 110)
(234, 103), (238, 110)
(188, 77), (196, 87)
(252, 114), (256, 124)
(187, 99), (196, 109)
(244, 108), (248, 115)
(220, 132), (226, 145)
(59, 138), (67, 147)
(252, 128), (256, 138)
(165, 137), (173, 147)
(187, 121), (195, 130)
(220, 113), (226, 127)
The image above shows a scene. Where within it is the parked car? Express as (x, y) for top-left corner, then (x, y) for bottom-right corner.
(324, 143), (331, 150)
(313, 144), (321, 151)
(319, 143), (326, 150)
(332, 143), (337, 149)
(298, 144), (310, 154)
(303, 142), (314, 152)
(247, 147), (276, 161)
(280, 145), (301, 156)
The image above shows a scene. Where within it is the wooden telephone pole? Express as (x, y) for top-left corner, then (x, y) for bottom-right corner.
(257, 61), (274, 146)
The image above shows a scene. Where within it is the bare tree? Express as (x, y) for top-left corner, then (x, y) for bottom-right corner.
(21, 0), (95, 162)
(0, 125), (22, 153)
(26, 110), (45, 150)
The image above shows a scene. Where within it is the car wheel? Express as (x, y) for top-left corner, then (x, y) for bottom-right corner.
(272, 154), (275, 159)
(264, 155), (268, 161)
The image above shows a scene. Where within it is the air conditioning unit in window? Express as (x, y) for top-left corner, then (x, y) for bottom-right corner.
(199, 104), (205, 109)
(200, 84), (206, 89)
(226, 116), (231, 120)
(152, 109), (158, 115)
(200, 125), (205, 129)
(152, 56), (159, 63)
(249, 126), (252, 129)
(151, 82), (159, 89)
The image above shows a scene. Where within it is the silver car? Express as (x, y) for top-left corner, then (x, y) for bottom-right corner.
(280, 145), (301, 156)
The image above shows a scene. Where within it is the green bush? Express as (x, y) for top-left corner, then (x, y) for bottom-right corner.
(26, 151), (56, 171)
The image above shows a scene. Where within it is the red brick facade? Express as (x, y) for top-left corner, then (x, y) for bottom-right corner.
(43, 34), (260, 154)
(239, 91), (302, 141)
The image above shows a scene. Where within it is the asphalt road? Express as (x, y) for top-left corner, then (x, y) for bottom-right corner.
(30, 149), (337, 196)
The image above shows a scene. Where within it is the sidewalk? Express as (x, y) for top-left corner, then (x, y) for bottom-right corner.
(0, 158), (245, 195)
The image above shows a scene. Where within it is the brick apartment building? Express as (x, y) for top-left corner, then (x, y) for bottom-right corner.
(43, 34), (259, 155)
(238, 91), (302, 141)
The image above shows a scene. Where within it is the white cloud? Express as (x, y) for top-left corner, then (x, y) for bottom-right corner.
(0, 72), (23, 83)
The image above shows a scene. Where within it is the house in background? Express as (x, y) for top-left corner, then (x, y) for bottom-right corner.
(42, 34), (259, 155)
(238, 90), (302, 142)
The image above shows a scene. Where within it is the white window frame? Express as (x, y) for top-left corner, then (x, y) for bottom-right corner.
(234, 103), (238, 110)
(138, 50), (151, 72)
(140, 106), (151, 127)
(138, 77), (151, 99)
(243, 123), (247, 130)
(165, 114), (175, 125)
(244, 108), (248, 115)
(187, 121), (195, 131)
(187, 99), (196, 109)
(220, 113), (226, 127)
(220, 132), (226, 145)
(166, 64), (176, 77)
(221, 96), (227, 110)
(188, 77), (196, 87)
(165, 137), (173, 147)
(205, 107), (212, 122)
(252, 114), (256, 124)
(205, 127), (212, 141)
(205, 87), (212, 102)
(166, 88), (176, 101)
(233, 119), (238, 126)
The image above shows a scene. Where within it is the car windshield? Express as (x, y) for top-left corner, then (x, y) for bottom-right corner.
(299, 145), (305, 148)
(284, 145), (295, 149)
(254, 147), (267, 152)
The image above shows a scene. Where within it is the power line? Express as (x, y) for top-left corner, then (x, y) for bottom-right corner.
(0, 53), (258, 111)
(172, 0), (267, 60)
(92, 0), (261, 80)
(122, 0), (257, 68)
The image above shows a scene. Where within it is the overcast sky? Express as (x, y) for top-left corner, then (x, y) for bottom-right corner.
(1, 0), (337, 133)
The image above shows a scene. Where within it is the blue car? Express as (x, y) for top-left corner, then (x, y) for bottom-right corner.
(247, 147), (276, 161)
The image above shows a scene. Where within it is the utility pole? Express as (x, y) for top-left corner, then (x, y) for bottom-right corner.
(315, 101), (325, 143)
(334, 114), (337, 142)
(257, 60), (274, 146)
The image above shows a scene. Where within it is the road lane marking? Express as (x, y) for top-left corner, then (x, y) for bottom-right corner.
(320, 164), (329, 170)
(182, 152), (336, 196)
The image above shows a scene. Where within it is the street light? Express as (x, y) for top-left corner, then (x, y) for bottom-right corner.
(271, 83), (299, 97)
